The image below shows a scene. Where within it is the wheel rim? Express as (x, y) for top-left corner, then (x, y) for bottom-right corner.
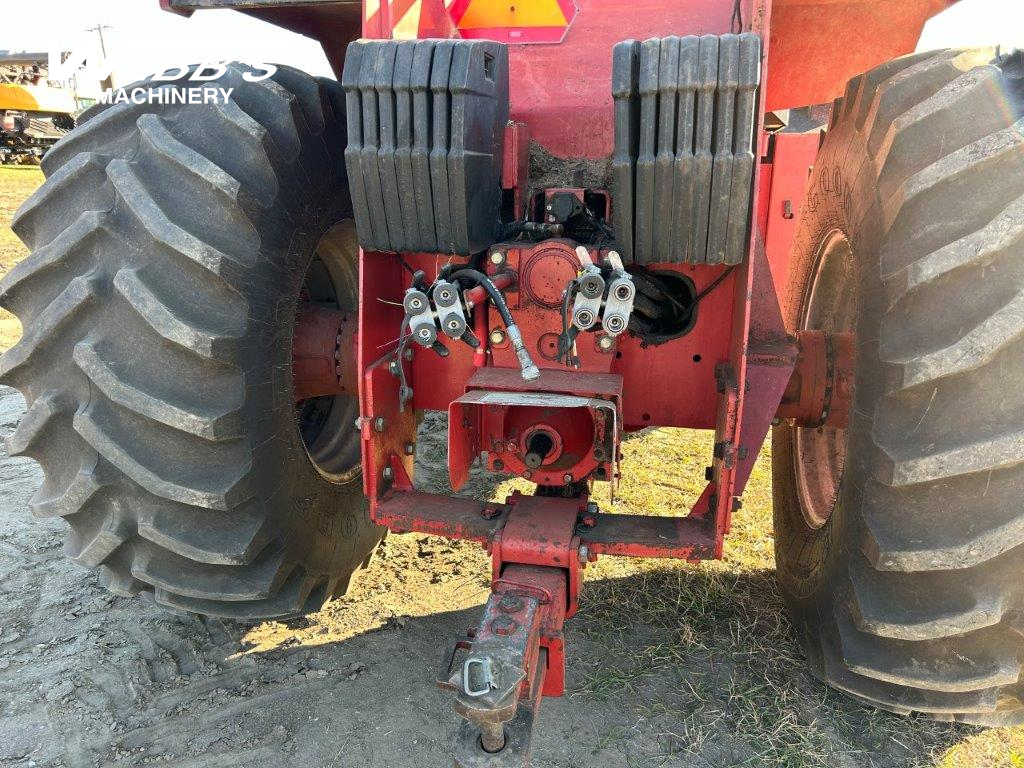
(793, 230), (855, 529)
(295, 219), (361, 484)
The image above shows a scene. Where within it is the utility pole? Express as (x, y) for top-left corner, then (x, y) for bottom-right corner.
(85, 23), (114, 90)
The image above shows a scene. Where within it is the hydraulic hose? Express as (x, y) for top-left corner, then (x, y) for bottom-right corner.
(449, 268), (540, 381)
(449, 269), (513, 326)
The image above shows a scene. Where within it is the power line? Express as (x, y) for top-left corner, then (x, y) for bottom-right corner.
(85, 23), (114, 90)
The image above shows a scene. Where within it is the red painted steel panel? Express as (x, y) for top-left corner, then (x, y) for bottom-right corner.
(353, 0), (954, 156)
(171, 0), (955, 153)
(582, 514), (716, 560)
(373, 490), (509, 541)
(363, 0), (744, 158)
(612, 265), (735, 430)
(373, 489), (721, 561)
(397, 251), (733, 431)
(357, 250), (416, 506)
(766, 0), (956, 111)
(762, 132), (821, 302)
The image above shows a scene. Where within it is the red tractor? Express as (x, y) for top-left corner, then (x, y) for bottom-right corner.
(3, 0), (1022, 763)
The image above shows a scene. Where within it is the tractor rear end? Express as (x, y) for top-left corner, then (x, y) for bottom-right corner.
(5, 0), (1024, 764)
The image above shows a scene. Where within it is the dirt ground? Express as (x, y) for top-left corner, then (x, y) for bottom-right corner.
(1, 166), (1022, 768)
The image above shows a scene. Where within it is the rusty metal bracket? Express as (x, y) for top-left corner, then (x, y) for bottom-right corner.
(447, 368), (624, 497)
(438, 634), (477, 692)
(452, 650), (547, 768)
(438, 494), (582, 767)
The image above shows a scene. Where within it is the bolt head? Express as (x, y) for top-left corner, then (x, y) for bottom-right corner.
(489, 328), (506, 345)
(578, 544), (589, 561)
(403, 441), (415, 456)
(491, 616), (518, 636)
(489, 250), (506, 266)
(598, 335), (614, 351)
(562, 473), (573, 484)
(373, 416), (386, 433)
(382, 466), (394, 481)
(498, 594), (524, 613)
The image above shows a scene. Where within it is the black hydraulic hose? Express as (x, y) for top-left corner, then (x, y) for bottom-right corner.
(693, 265), (736, 305)
(501, 220), (564, 241)
(557, 279), (579, 365)
(448, 267), (539, 381)
(448, 269), (515, 328)
(394, 324), (413, 411)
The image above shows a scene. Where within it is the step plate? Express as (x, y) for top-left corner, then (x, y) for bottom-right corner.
(613, 34), (761, 265)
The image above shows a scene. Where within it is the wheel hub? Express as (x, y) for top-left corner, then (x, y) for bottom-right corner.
(293, 220), (362, 483)
(292, 304), (357, 402)
(790, 231), (856, 529)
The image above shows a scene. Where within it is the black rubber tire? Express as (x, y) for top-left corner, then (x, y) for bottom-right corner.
(1, 65), (384, 619)
(773, 48), (1024, 726)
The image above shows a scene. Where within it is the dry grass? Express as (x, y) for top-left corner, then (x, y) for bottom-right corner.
(0, 166), (37, 350)
(2, 164), (1023, 767)
(564, 429), (1024, 767)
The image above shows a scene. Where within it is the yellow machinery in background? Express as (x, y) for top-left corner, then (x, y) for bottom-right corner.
(0, 52), (77, 164)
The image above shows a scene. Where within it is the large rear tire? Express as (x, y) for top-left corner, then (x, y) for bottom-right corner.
(773, 48), (1024, 725)
(1, 65), (383, 619)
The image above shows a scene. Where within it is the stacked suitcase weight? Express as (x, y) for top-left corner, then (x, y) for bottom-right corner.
(613, 33), (761, 265)
(342, 39), (509, 256)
